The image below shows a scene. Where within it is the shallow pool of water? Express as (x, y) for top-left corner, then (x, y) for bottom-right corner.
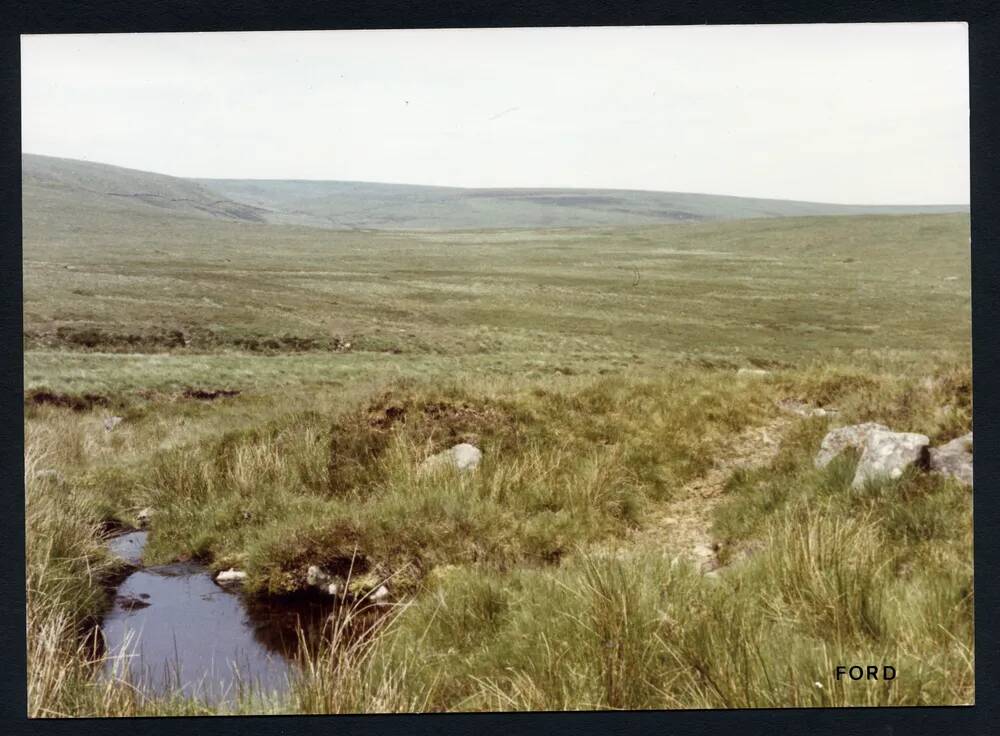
(102, 533), (338, 705)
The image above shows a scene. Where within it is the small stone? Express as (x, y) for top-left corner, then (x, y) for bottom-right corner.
(692, 543), (720, 573)
(778, 399), (836, 418)
(215, 568), (247, 585)
(306, 565), (330, 587)
(34, 468), (62, 482)
(737, 368), (769, 377)
(371, 585), (391, 604)
(326, 582), (341, 596)
(419, 443), (483, 475)
(135, 507), (154, 527)
(104, 416), (124, 432)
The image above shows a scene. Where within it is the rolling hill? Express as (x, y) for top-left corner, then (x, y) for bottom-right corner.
(24, 153), (969, 231)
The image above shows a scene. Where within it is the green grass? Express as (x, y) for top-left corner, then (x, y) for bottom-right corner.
(22, 202), (972, 715)
(25, 197), (970, 368)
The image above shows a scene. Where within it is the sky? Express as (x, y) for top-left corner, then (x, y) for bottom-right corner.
(21, 24), (969, 204)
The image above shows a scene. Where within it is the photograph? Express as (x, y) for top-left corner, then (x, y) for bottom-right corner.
(21, 23), (972, 716)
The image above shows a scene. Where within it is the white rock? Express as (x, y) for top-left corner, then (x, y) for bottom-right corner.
(326, 582), (341, 596)
(306, 565), (330, 587)
(419, 443), (482, 474)
(851, 430), (930, 489)
(104, 416), (124, 432)
(136, 507), (154, 527)
(737, 368), (770, 377)
(814, 423), (890, 469)
(216, 568), (247, 585)
(371, 585), (391, 604)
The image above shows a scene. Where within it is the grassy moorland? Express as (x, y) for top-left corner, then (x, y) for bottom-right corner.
(23, 171), (972, 715)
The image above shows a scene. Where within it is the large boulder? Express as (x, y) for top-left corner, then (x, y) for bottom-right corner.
(814, 423), (890, 469)
(929, 432), (973, 487)
(419, 443), (482, 475)
(851, 429), (930, 489)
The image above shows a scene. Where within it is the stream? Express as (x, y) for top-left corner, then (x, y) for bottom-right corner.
(101, 531), (338, 706)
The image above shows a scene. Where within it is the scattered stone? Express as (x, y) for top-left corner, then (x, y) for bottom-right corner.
(104, 416), (124, 432)
(419, 443), (483, 475)
(346, 570), (385, 598)
(929, 432), (973, 487)
(691, 542), (721, 573)
(851, 429), (930, 489)
(778, 399), (838, 418)
(737, 368), (770, 377)
(306, 565), (345, 596)
(135, 507), (154, 527)
(306, 565), (331, 587)
(814, 423), (890, 469)
(215, 568), (248, 585)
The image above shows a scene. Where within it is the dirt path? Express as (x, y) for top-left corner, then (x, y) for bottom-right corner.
(588, 413), (797, 569)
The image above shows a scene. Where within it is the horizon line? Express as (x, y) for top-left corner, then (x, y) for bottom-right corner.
(21, 150), (972, 209)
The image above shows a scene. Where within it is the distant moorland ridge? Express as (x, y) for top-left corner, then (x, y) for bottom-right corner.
(23, 153), (969, 231)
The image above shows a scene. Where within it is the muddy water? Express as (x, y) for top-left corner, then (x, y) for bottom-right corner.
(102, 531), (337, 705)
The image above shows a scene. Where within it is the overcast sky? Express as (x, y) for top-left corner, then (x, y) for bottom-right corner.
(21, 24), (968, 204)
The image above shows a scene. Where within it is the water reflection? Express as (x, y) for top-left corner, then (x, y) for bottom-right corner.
(101, 533), (340, 705)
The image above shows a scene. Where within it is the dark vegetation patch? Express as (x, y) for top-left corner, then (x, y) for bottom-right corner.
(327, 387), (524, 496)
(26, 389), (109, 412)
(182, 388), (242, 401)
(25, 326), (357, 355)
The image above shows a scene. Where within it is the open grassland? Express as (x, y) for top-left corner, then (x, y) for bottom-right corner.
(25, 205), (969, 368)
(23, 208), (972, 715)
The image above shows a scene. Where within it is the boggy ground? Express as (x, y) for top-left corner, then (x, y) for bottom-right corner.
(24, 212), (973, 714)
(26, 354), (972, 715)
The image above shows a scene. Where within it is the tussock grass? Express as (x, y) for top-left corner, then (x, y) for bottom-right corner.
(72, 371), (770, 591)
(23, 211), (971, 715)
(25, 357), (972, 715)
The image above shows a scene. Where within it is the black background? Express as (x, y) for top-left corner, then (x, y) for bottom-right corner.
(1, 2), (996, 734)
